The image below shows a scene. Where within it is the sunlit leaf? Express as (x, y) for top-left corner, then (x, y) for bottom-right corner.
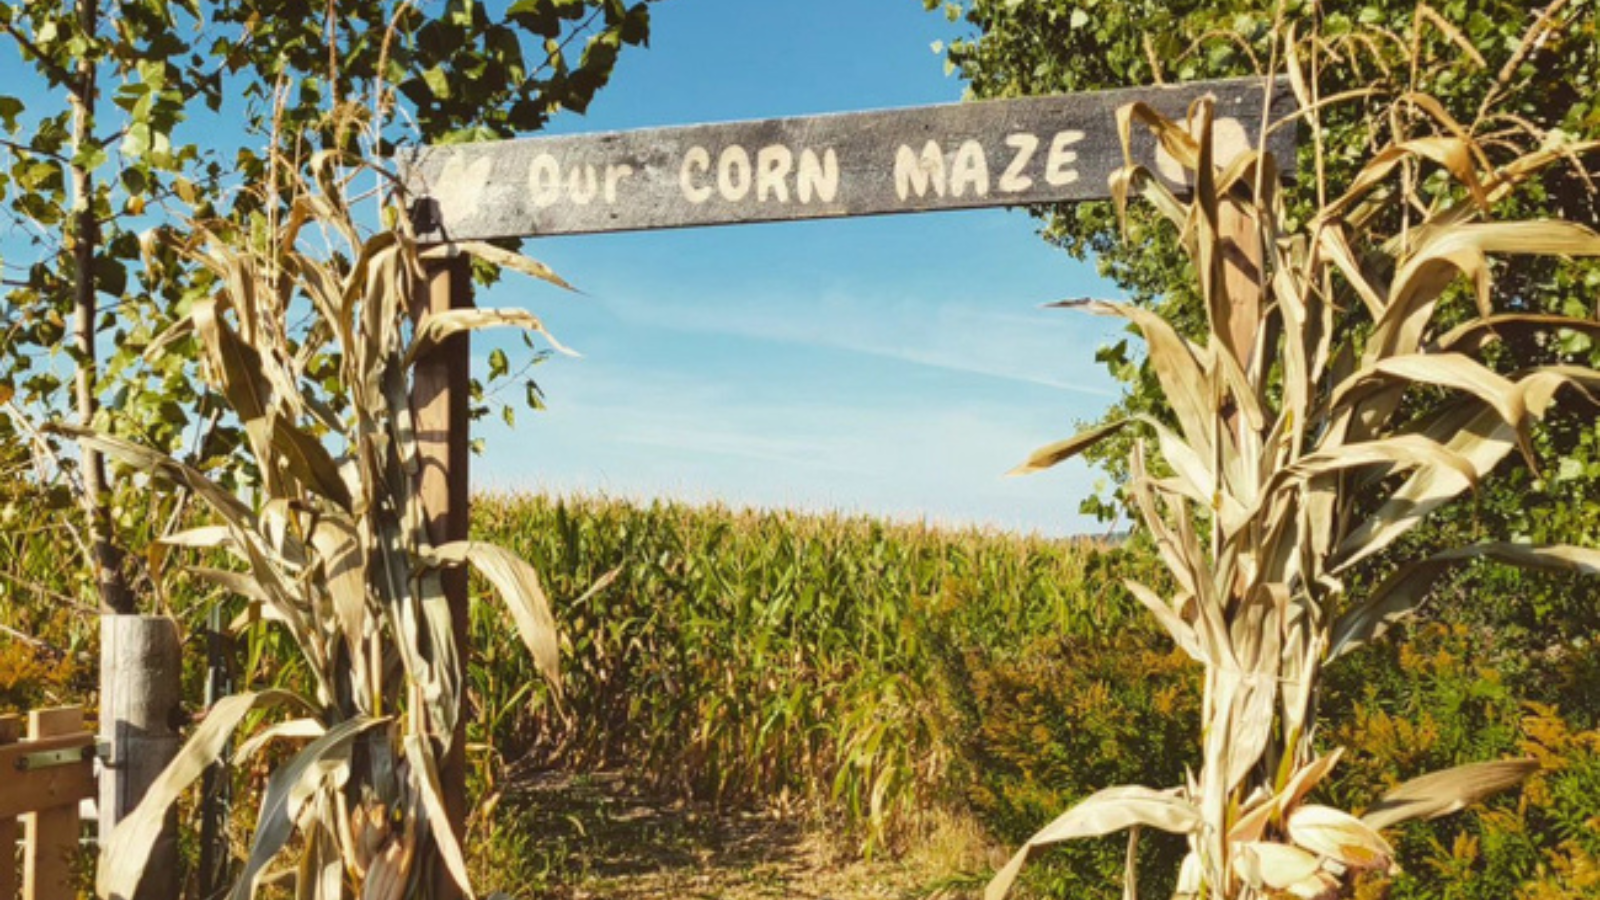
(1361, 758), (1539, 830)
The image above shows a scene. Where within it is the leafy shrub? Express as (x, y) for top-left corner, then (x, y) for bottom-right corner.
(937, 627), (1198, 898)
(0, 505), (97, 714)
(1316, 608), (1600, 900)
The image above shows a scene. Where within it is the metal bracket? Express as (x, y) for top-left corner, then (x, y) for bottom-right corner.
(15, 744), (93, 771)
(409, 196), (443, 237)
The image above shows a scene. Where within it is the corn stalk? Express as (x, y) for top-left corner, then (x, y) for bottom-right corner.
(996, 16), (1600, 900)
(55, 151), (575, 899)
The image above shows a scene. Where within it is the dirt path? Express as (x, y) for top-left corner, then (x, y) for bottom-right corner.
(479, 771), (992, 900)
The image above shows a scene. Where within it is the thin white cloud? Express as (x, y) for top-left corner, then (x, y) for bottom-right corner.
(602, 288), (1121, 397)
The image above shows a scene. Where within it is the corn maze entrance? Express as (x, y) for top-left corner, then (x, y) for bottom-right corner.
(390, 74), (1298, 895)
(69, 74), (1298, 900)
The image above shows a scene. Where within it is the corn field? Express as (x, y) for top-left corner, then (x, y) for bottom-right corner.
(469, 492), (1143, 848)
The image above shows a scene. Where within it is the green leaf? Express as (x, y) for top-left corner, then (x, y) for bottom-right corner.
(0, 95), (22, 131)
(122, 123), (151, 160)
(423, 65), (451, 100)
(92, 255), (127, 297)
(488, 347), (509, 380)
(120, 166), (148, 195)
(619, 2), (650, 45)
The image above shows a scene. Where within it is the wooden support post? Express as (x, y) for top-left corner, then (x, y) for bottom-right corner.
(0, 715), (19, 897)
(99, 616), (181, 899)
(24, 708), (85, 899)
(411, 254), (471, 899)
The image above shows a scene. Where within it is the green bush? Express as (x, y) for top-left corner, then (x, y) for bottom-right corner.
(934, 627), (1198, 898)
(1318, 614), (1600, 900)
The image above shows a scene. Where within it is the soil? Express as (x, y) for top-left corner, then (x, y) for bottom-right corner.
(481, 771), (993, 900)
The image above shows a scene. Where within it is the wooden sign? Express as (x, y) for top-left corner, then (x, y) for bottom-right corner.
(400, 77), (1295, 241)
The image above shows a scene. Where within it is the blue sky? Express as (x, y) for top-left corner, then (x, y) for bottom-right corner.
(0, 1), (1132, 537)
(470, 1), (1130, 536)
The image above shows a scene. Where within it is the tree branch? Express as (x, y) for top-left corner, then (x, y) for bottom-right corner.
(0, 20), (75, 88)
(0, 137), (68, 162)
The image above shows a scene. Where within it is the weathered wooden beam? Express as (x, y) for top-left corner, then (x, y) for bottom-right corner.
(0, 715), (20, 898)
(410, 255), (472, 900)
(401, 76), (1296, 240)
(99, 615), (181, 900)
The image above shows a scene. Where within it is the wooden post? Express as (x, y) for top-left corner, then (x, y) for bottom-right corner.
(24, 708), (85, 899)
(99, 616), (181, 899)
(1218, 193), (1266, 607)
(411, 253), (471, 899)
(0, 715), (19, 897)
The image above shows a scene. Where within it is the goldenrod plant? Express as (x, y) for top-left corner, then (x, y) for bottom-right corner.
(54, 146), (576, 899)
(999, 14), (1600, 900)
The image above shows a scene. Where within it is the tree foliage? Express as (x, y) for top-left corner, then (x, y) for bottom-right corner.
(0, 0), (660, 609)
(928, 0), (1600, 529)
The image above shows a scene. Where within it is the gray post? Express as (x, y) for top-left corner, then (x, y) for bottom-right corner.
(99, 615), (182, 899)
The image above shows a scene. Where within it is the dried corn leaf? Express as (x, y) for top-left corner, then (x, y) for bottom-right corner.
(987, 785), (1200, 900)
(232, 717), (387, 900)
(1361, 758), (1539, 830)
(99, 691), (314, 898)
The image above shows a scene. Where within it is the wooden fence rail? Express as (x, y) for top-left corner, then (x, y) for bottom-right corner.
(0, 707), (95, 899)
